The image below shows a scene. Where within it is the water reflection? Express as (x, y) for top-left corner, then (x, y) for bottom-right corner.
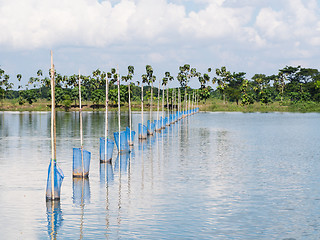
(73, 178), (91, 206)
(72, 178), (91, 240)
(100, 162), (114, 185)
(46, 201), (63, 240)
(114, 152), (130, 174)
(2, 112), (320, 239)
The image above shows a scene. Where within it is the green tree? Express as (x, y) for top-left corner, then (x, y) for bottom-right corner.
(213, 66), (232, 104)
(177, 64), (199, 111)
(198, 71), (211, 103)
(252, 74), (273, 104)
(240, 79), (254, 105)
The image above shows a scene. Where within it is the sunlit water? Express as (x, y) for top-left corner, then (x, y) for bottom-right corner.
(1, 111), (320, 239)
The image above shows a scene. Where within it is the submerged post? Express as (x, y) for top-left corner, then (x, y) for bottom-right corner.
(128, 81), (132, 145)
(117, 66), (121, 152)
(50, 50), (55, 200)
(78, 71), (84, 177)
(105, 75), (109, 161)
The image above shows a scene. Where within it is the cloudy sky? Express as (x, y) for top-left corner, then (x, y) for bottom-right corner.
(0, 0), (319, 88)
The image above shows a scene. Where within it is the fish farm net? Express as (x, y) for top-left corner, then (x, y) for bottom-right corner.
(46, 161), (64, 200)
(114, 131), (130, 152)
(99, 137), (115, 162)
(73, 148), (91, 177)
(138, 123), (148, 139)
(126, 127), (136, 145)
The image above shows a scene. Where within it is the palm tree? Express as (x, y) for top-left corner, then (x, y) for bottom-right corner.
(142, 65), (156, 135)
(177, 64), (199, 116)
(162, 72), (173, 127)
(122, 65), (134, 145)
(212, 66), (231, 104)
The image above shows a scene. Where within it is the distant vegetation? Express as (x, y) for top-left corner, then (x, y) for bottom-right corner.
(1, 65), (320, 112)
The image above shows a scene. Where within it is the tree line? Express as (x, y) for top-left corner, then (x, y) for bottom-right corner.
(1, 64), (320, 108)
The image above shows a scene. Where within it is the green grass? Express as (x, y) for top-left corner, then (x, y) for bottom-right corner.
(1, 98), (320, 113)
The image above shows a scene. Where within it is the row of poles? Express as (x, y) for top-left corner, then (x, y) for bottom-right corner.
(45, 52), (200, 201)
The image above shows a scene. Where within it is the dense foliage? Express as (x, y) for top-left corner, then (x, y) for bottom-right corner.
(1, 65), (320, 109)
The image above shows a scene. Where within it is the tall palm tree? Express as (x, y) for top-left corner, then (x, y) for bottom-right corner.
(162, 72), (173, 127)
(142, 65), (156, 135)
(122, 65), (134, 145)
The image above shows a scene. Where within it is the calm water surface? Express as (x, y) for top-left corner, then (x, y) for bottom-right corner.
(0, 111), (320, 239)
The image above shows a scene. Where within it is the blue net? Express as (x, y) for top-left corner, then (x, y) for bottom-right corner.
(73, 148), (91, 177)
(164, 117), (169, 126)
(72, 178), (90, 205)
(160, 117), (165, 129)
(99, 137), (114, 162)
(114, 131), (130, 152)
(100, 162), (114, 184)
(126, 127), (136, 145)
(46, 161), (64, 200)
(138, 123), (147, 139)
(147, 120), (155, 135)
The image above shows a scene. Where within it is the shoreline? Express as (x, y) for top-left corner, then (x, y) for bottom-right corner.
(1, 99), (320, 113)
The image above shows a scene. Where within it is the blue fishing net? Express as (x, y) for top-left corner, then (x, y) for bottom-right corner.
(126, 127), (136, 144)
(73, 148), (91, 177)
(164, 117), (169, 126)
(147, 120), (155, 135)
(138, 123), (147, 139)
(46, 161), (64, 200)
(99, 137), (114, 162)
(159, 117), (164, 129)
(72, 178), (90, 206)
(114, 131), (130, 152)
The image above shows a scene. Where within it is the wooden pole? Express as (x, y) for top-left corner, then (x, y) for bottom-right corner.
(79, 71), (84, 177)
(50, 50), (55, 200)
(105, 75), (109, 161)
(166, 86), (169, 125)
(178, 88), (180, 119)
(150, 81), (153, 123)
(157, 81), (160, 128)
(128, 81), (132, 145)
(117, 66), (121, 152)
(162, 84), (164, 128)
(141, 84), (144, 127)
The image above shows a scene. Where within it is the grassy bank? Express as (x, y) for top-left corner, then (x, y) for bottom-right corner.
(1, 98), (320, 112)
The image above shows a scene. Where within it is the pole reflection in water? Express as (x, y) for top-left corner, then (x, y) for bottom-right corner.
(127, 150), (133, 205)
(100, 160), (114, 239)
(139, 139), (146, 191)
(72, 178), (91, 240)
(100, 162), (114, 185)
(114, 152), (130, 174)
(46, 200), (63, 240)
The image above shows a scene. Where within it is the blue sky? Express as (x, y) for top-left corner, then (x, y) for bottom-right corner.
(0, 0), (319, 89)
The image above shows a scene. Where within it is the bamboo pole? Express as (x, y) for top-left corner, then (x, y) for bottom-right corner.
(166, 86), (169, 126)
(50, 50), (55, 200)
(178, 88), (180, 119)
(162, 84), (164, 128)
(141, 83), (144, 137)
(105, 75), (109, 161)
(79, 71), (84, 177)
(117, 66), (121, 152)
(150, 81), (153, 123)
(156, 81), (160, 131)
(128, 81), (132, 145)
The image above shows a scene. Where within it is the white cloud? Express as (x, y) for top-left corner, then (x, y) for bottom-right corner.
(1, 0), (320, 85)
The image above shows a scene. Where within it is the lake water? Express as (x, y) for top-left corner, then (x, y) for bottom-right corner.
(1, 111), (320, 239)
